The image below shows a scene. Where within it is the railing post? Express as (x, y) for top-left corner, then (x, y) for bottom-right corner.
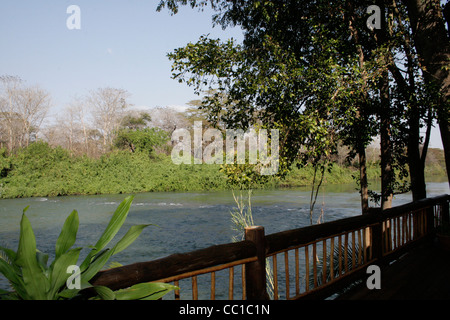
(426, 206), (435, 235)
(442, 198), (450, 226)
(245, 226), (269, 300)
(371, 221), (384, 262)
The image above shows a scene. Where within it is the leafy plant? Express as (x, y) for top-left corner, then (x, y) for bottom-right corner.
(114, 127), (169, 155)
(0, 196), (177, 300)
(308, 242), (364, 292)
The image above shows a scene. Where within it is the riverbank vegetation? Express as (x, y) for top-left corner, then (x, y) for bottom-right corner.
(0, 140), (445, 199)
(0, 81), (446, 199)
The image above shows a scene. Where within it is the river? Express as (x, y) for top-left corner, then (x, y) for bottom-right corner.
(1, 180), (449, 296)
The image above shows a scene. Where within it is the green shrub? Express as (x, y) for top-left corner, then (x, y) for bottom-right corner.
(0, 196), (177, 300)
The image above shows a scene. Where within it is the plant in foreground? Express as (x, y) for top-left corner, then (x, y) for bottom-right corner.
(0, 195), (177, 300)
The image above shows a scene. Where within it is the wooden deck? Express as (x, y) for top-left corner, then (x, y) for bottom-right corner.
(336, 240), (450, 300)
(89, 195), (449, 300)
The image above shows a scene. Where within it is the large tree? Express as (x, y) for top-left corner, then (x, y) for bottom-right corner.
(158, 0), (445, 211)
(405, 0), (450, 187)
(87, 87), (131, 151)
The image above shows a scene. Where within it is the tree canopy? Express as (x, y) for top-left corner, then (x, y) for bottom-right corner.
(158, 0), (450, 212)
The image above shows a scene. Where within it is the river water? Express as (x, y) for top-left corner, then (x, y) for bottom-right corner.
(1, 181), (448, 296)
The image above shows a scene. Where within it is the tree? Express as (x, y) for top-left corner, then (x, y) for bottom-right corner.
(0, 75), (23, 152)
(160, 1), (378, 207)
(15, 85), (50, 147)
(114, 127), (169, 155)
(87, 87), (131, 152)
(66, 97), (93, 156)
(120, 112), (151, 130)
(405, 0), (450, 187)
(114, 112), (169, 155)
(0, 75), (50, 152)
(157, 0), (441, 213)
(148, 106), (189, 134)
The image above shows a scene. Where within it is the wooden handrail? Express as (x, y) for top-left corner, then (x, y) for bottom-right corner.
(90, 240), (257, 291)
(88, 194), (449, 299)
(265, 194), (449, 256)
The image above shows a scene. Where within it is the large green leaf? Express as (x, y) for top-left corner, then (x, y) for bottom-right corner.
(58, 280), (92, 299)
(0, 246), (17, 262)
(93, 196), (134, 252)
(0, 246), (20, 276)
(0, 258), (28, 299)
(48, 247), (82, 299)
(114, 282), (178, 300)
(113, 224), (151, 255)
(81, 223), (150, 282)
(93, 286), (115, 300)
(55, 210), (79, 259)
(81, 249), (115, 282)
(0, 196), (170, 301)
(36, 250), (49, 275)
(15, 213), (50, 300)
(80, 196), (134, 270)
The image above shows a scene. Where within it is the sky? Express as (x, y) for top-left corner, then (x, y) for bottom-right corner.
(0, 1), (444, 149)
(0, 1), (244, 112)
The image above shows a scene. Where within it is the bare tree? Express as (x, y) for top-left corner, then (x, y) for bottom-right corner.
(87, 87), (131, 151)
(0, 76), (23, 152)
(15, 85), (51, 147)
(0, 75), (50, 151)
(62, 97), (95, 156)
(148, 106), (189, 134)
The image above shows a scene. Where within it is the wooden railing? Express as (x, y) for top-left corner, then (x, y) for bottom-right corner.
(90, 194), (449, 300)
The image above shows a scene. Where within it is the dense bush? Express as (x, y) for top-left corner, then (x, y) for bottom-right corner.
(113, 127), (169, 155)
(0, 142), (445, 199)
(0, 142), (230, 198)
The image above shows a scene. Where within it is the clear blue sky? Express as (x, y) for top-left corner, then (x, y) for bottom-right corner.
(0, 1), (243, 112)
(0, 1), (444, 148)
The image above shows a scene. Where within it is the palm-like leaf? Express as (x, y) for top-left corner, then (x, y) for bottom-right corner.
(0, 196), (175, 300)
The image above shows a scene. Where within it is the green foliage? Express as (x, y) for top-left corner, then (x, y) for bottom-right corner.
(0, 143), (228, 198)
(0, 196), (177, 300)
(0, 148), (11, 178)
(120, 112), (152, 130)
(0, 141), (444, 199)
(160, 0), (446, 209)
(114, 127), (169, 155)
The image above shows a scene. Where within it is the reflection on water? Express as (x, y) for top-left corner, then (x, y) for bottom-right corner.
(0, 180), (448, 294)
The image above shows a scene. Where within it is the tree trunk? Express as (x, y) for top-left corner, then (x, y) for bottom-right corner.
(407, 53), (427, 201)
(359, 146), (369, 214)
(345, 4), (370, 214)
(406, 0), (450, 186)
(408, 104), (427, 201)
(380, 72), (393, 210)
(376, 0), (394, 210)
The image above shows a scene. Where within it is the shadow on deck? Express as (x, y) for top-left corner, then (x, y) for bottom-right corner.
(336, 240), (450, 300)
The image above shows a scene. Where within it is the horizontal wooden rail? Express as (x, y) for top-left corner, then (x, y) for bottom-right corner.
(91, 240), (257, 292)
(265, 195), (449, 256)
(87, 194), (449, 300)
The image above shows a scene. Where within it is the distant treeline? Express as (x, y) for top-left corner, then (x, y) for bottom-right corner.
(0, 141), (445, 199)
